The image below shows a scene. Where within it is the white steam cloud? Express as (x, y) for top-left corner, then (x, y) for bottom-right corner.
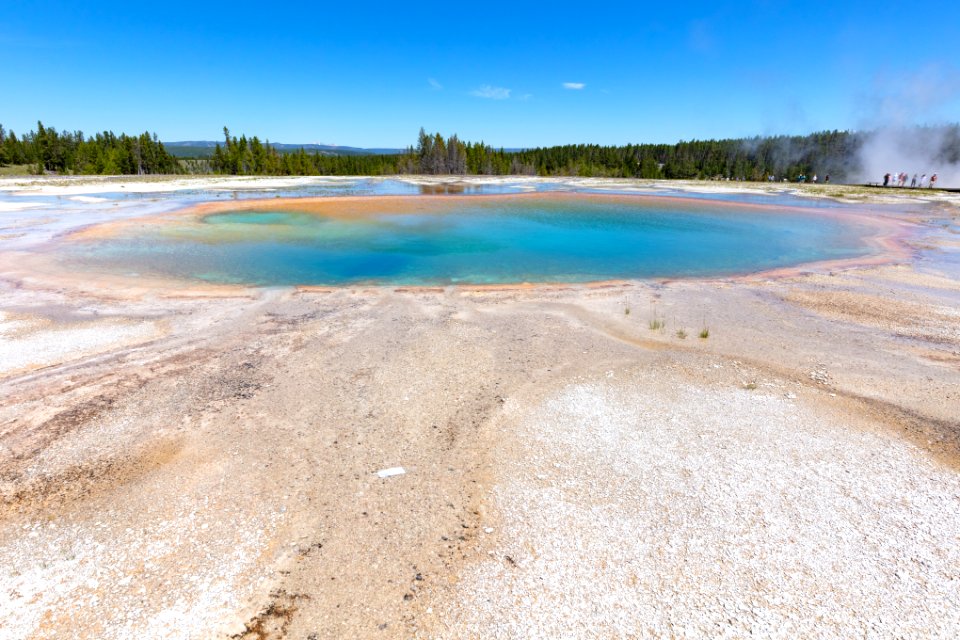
(852, 64), (960, 187)
(855, 126), (960, 187)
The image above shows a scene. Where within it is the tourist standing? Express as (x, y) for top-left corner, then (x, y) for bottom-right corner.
(930, 174), (938, 189)
(883, 173), (890, 187)
(911, 174), (917, 187)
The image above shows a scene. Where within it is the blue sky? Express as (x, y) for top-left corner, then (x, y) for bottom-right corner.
(3, 1), (959, 147)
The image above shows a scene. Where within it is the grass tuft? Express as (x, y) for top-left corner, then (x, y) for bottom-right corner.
(699, 327), (710, 339)
(676, 328), (687, 339)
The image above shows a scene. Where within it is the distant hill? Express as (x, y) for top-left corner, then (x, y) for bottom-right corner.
(163, 141), (405, 158)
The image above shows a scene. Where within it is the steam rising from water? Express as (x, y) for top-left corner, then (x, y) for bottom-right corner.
(852, 65), (960, 186)
(853, 126), (960, 187)
(737, 65), (960, 186)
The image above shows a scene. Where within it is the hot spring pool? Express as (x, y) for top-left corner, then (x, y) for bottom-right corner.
(63, 194), (878, 286)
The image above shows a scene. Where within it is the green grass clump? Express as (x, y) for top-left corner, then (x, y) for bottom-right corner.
(624, 307), (630, 316)
(649, 316), (664, 331)
(0, 164), (36, 176)
(676, 328), (687, 339)
(699, 327), (710, 339)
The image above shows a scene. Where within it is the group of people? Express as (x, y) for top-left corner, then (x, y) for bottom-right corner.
(883, 172), (938, 188)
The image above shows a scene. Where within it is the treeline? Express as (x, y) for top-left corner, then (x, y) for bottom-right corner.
(204, 127), (520, 176)
(425, 126), (960, 181)
(203, 127), (862, 180)
(4, 120), (957, 181)
(401, 128), (525, 175)
(207, 128), (399, 175)
(0, 122), (180, 175)
(507, 130), (862, 180)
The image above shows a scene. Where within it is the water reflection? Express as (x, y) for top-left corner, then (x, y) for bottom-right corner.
(416, 182), (493, 195)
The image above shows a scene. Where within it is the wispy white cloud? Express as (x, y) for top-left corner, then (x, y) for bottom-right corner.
(471, 85), (511, 100)
(517, 93), (533, 101)
(428, 78), (442, 90)
(562, 82), (585, 90)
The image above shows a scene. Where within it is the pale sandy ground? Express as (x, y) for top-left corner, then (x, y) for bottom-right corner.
(1, 178), (959, 639)
(2, 173), (957, 205)
(0, 175), (337, 196)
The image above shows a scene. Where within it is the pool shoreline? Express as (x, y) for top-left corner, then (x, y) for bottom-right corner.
(20, 191), (917, 295)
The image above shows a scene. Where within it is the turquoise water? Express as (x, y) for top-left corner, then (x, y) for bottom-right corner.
(68, 196), (875, 285)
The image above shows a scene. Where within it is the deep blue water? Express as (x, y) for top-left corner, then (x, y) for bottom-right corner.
(66, 196), (875, 285)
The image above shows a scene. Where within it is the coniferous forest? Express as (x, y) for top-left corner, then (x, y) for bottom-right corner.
(0, 122), (180, 175)
(2, 121), (958, 183)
